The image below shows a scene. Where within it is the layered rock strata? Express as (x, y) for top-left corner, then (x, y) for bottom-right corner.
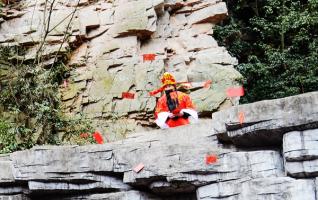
(1, 92), (318, 199)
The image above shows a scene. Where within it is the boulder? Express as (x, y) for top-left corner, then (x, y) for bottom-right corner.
(197, 177), (316, 200)
(214, 91), (318, 147)
(283, 129), (318, 178)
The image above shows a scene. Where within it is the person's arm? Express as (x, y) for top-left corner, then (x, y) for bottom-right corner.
(155, 98), (170, 129)
(180, 95), (198, 123)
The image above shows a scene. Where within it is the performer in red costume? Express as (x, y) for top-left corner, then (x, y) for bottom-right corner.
(154, 72), (198, 129)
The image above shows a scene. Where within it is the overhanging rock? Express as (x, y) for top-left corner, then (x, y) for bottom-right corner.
(213, 91), (318, 147)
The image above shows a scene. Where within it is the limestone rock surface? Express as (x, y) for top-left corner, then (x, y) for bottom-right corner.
(213, 91), (318, 147)
(0, 92), (318, 199)
(0, 0), (242, 139)
(283, 129), (318, 178)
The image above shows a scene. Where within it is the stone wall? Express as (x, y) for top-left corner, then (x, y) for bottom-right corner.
(0, 0), (242, 140)
(1, 91), (318, 199)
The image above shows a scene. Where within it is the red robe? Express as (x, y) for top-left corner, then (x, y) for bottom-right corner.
(155, 91), (198, 128)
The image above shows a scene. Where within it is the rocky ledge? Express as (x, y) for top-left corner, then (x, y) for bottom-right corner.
(1, 91), (318, 200)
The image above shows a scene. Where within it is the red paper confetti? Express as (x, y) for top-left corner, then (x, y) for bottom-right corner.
(238, 112), (245, 125)
(122, 92), (135, 99)
(80, 133), (89, 139)
(203, 80), (212, 88)
(205, 154), (218, 165)
(143, 54), (156, 61)
(226, 86), (245, 97)
(93, 131), (104, 144)
(63, 80), (68, 88)
(133, 163), (144, 173)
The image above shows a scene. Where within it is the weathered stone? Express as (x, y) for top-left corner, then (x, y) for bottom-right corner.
(79, 7), (100, 37)
(193, 48), (238, 65)
(48, 9), (76, 36)
(197, 177), (316, 200)
(44, 190), (196, 200)
(69, 43), (88, 67)
(0, 161), (14, 185)
(109, 0), (160, 37)
(187, 2), (228, 24)
(283, 129), (318, 162)
(214, 91), (318, 147)
(0, 194), (30, 200)
(283, 129), (318, 178)
(28, 175), (131, 193)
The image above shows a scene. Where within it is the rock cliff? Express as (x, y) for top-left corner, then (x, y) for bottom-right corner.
(1, 91), (318, 199)
(0, 0), (242, 140)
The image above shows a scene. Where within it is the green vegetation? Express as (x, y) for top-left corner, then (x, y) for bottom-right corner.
(214, 0), (318, 103)
(0, 46), (93, 154)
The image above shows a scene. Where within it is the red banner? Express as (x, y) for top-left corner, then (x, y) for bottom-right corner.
(143, 54), (156, 61)
(226, 86), (244, 97)
(122, 92), (135, 99)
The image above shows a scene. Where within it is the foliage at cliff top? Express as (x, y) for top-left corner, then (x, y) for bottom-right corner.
(0, 46), (94, 154)
(215, 0), (318, 103)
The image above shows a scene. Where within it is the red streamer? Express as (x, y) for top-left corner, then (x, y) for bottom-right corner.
(93, 131), (104, 144)
(238, 111), (245, 125)
(143, 54), (156, 61)
(205, 154), (218, 164)
(226, 86), (244, 97)
(122, 92), (135, 99)
(133, 163), (145, 173)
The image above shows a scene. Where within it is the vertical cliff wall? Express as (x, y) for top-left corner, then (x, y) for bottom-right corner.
(0, 0), (242, 141)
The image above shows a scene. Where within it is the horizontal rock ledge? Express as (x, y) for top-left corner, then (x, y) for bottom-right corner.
(213, 91), (318, 147)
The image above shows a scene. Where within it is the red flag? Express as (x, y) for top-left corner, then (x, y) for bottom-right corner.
(226, 86), (244, 97)
(93, 131), (104, 144)
(122, 92), (135, 99)
(143, 54), (156, 61)
(133, 163), (144, 173)
(238, 111), (245, 125)
(205, 154), (218, 164)
(203, 80), (212, 88)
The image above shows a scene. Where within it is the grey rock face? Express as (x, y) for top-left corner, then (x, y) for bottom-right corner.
(197, 177), (316, 200)
(0, 0), (242, 139)
(213, 91), (318, 147)
(283, 129), (318, 178)
(0, 195), (29, 200)
(1, 92), (318, 199)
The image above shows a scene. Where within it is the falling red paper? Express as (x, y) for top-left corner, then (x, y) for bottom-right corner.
(238, 112), (245, 125)
(80, 133), (89, 139)
(133, 163), (144, 173)
(143, 54), (156, 61)
(122, 92), (135, 99)
(226, 86), (244, 97)
(93, 131), (104, 144)
(203, 80), (212, 88)
(63, 80), (68, 88)
(205, 154), (218, 164)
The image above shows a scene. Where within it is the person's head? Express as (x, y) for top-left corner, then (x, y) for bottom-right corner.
(161, 72), (176, 86)
(164, 84), (175, 91)
(161, 72), (177, 93)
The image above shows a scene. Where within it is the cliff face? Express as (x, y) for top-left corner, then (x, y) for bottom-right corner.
(1, 91), (318, 200)
(0, 0), (241, 140)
